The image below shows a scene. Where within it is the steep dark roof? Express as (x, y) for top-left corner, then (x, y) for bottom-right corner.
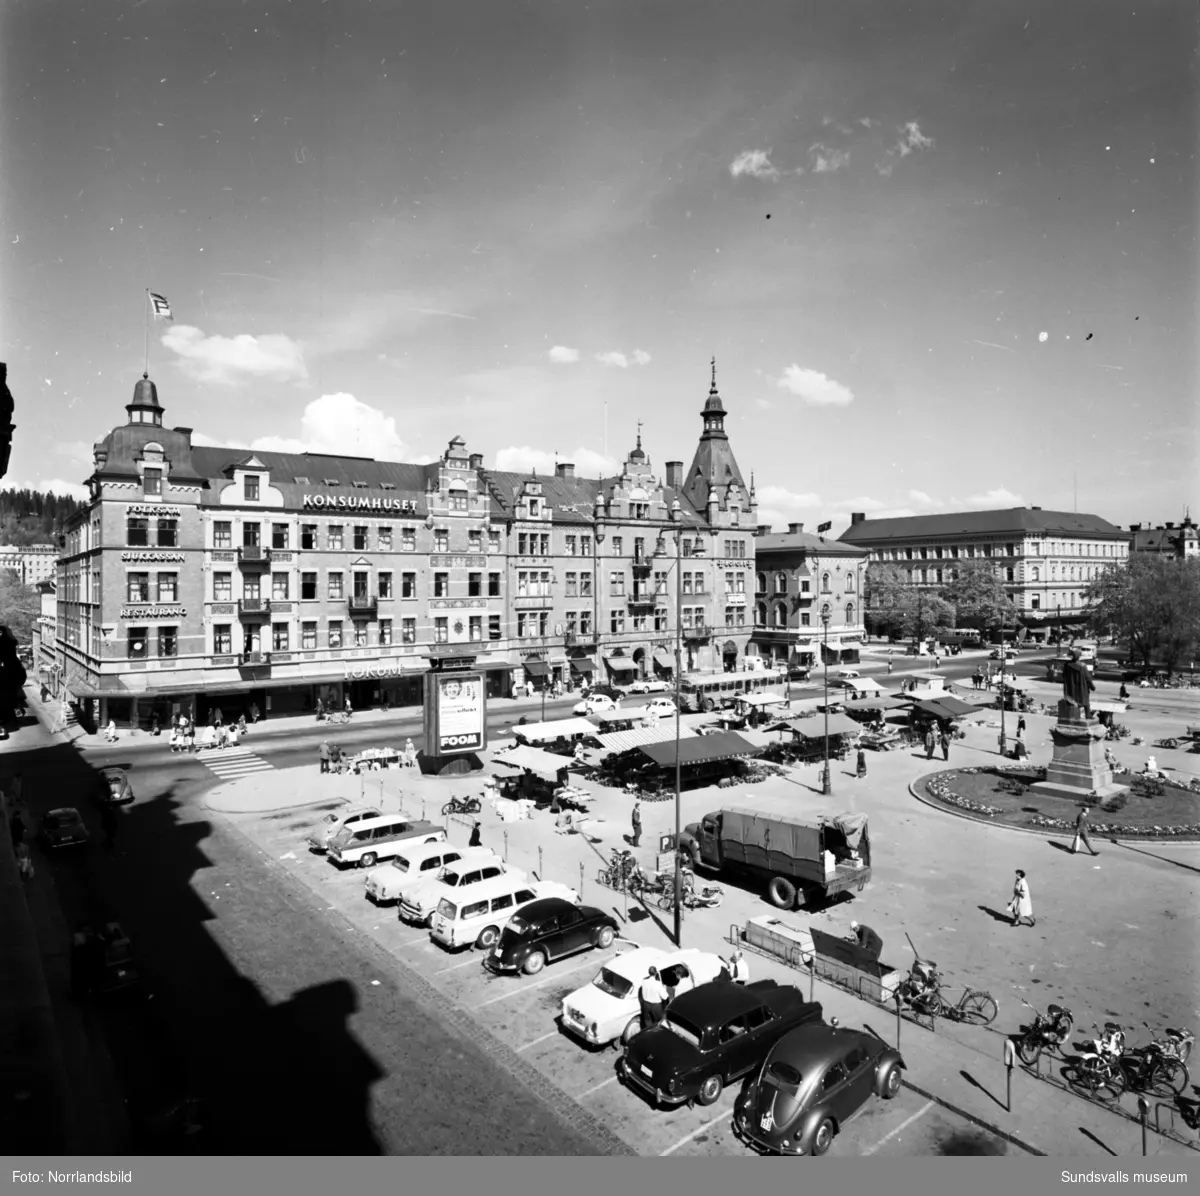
(93, 424), (206, 484)
(839, 508), (1126, 543)
(755, 531), (866, 557)
(480, 470), (711, 527)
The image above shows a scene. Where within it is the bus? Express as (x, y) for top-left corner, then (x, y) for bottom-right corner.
(678, 668), (786, 713)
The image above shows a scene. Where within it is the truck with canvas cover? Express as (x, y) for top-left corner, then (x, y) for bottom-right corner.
(679, 801), (871, 911)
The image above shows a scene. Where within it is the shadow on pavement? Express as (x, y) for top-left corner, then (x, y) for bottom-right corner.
(1113, 840), (1200, 875)
(959, 1068), (1005, 1110)
(1079, 1126), (1118, 1155)
(977, 904), (1013, 924)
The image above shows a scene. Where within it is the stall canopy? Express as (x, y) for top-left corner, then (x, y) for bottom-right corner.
(912, 696), (979, 722)
(570, 658), (595, 674)
(594, 707), (657, 727)
(492, 744), (572, 782)
(932, 695), (980, 717)
(605, 656), (638, 673)
(523, 660), (550, 677)
(1091, 699), (1128, 715)
(653, 648), (675, 671)
(594, 723), (698, 755)
(511, 717), (599, 745)
(638, 731), (762, 769)
(736, 691), (789, 707)
(780, 713), (861, 739)
(842, 678), (884, 696)
(842, 695), (909, 712)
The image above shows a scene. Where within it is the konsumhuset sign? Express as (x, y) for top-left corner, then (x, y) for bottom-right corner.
(303, 494), (419, 513)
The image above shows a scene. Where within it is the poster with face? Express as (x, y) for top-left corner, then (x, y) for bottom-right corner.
(432, 673), (485, 752)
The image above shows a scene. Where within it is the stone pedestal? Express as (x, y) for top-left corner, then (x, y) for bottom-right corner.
(1030, 700), (1127, 802)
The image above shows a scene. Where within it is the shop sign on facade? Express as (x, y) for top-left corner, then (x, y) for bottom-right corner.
(121, 551), (187, 563)
(126, 504), (183, 518)
(302, 494), (419, 513)
(120, 605), (187, 620)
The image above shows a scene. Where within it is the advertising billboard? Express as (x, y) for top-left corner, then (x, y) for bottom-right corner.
(423, 672), (487, 755)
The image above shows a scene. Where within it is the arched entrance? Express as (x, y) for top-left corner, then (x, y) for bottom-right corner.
(722, 639), (738, 673)
(632, 647), (647, 678)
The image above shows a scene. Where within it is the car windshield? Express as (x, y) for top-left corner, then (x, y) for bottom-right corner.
(593, 968), (633, 999)
(393, 857), (411, 873)
(440, 870), (460, 886)
(321, 813), (339, 824)
(436, 898), (456, 920)
(662, 1014), (703, 1049)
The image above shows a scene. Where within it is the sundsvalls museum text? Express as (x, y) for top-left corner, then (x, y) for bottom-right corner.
(1060, 1173), (1190, 1184)
(12, 1172), (133, 1184)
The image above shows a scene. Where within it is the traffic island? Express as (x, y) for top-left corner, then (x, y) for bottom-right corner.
(914, 766), (1200, 841)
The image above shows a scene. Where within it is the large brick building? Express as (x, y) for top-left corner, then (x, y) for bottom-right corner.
(56, 366), (760, 727)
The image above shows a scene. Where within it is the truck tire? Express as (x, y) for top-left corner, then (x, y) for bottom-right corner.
(767, 876), (796, 909)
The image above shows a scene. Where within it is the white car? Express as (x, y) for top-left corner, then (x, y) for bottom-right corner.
(573, 693), (620, 716)
(628, 677), (671, 694)
(398, 857), (527, 926)
(364, 843), (492, 905)
(561, 947), (731, 1047)
(642, 696), (677, 719)
(989, 648), (1016, 661)
(834, 668), (861, 679)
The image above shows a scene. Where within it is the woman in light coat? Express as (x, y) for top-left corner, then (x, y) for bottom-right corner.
(1009, 869), (1035, 927)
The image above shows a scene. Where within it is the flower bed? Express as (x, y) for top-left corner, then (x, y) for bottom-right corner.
(917, 766), (1200, 839)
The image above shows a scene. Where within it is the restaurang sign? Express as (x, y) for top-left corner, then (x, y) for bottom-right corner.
(120, 605), (187, 620)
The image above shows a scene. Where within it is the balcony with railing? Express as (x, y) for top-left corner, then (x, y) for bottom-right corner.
(682, 623), (710, 641)
(237, 545), (268, 566)
(564, 631), (597, 647)
(348, 593), (378, 618)
(627, 589), (657, 608)
(238, 598), (268, 616)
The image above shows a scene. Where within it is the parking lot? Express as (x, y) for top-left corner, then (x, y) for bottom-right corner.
(221, 797), (1015, 1158)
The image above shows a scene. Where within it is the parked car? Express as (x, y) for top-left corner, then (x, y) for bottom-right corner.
(71, 922), (143, 1000)
(989, 648), (1016, 661)
(40, 807), (90, 849)
(587, 684), (625, 702)
(641, 696), (677, 719)
(561, 947), (731, 1048)
(619, 979), (824, 1107)
(833, 668), (861, 680)
(94, 766), (134, 806)
(431, 877), (579, 950)
(306, 803), (382, 853)
(629, 677), (672, 695)
(327, 814), (445, 869)
(573, 693), (620, 716)
(364, 842), (481, 905)
(484, 896), (619, 975)
(733, 1021), (905, 1155)
(399, 856), (525, 926)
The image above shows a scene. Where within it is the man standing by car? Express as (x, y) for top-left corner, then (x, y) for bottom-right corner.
(639, 967), (667, 1028)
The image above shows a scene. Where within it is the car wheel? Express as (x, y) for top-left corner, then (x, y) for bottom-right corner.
(811, 1117), (835, 1156)
(594, 925), (615, 949)
(881, 1063), (902, 1099)
(475, 925), (500, 950)
(767, 876), (797, 909)
(359, 852), (377, 869)
(522, 950), (547, 976)
(696, 1074), (723, 1107)
(621, 1016), (642, 1045)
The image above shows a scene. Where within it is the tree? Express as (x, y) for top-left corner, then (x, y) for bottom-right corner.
(939, 559), (1018, 632)
(865, 563), (955, 642)
(1084, 555), (1200, 676)
(0, 570), (39, 642)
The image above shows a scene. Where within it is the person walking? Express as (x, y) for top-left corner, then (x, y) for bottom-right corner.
(15, 841), (34, 884)
(249, 701), (260, 724)
(104, 719), (118, 743)
(924, 727), (935, 760)
(639, 967), (668, 1029)
(856, 748), (867, 778)
(315, 697), (324, 722)
(319, 741), (331, 774)
(940, 729), (951, 762)
(214, 707), (224, 729)
(1017, 714), (1027, 738)
(101, 804), (119, 851)
(344, 695), (353, 718)
(468, 821), (482, 848)
(1071, 806), (1099, 856)
(1009, 869), (1035, 927)
(886, 658), (893, 675)
(630, 800), (642, 848)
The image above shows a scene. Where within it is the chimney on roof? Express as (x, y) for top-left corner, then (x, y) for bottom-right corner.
(1031, 505), (1041, 511)
(850, 512), (866, 525)
(1129, 524), (1141, 533)
(469, 453), (483, 469)
(665, 461), (683, 489)
(1165, 522), (1175, 529)
(755, 524), (771, 536)
(555, 462), (575, 479)
(788, 522), (805, 535)
(172, 426), (193, 435)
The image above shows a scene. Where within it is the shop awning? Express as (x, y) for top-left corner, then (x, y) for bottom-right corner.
(592, 723), (698, 755)
(491, 744), (572, 782)
(523, 659), (550, 677)
(783, 713), (861, 739)
(736, 691), (789, 707)
(605, 656), (638, 673)
(569, 658), (595, 673)
(399, 656), (430, 671)
(593, 706), (657, 726)
(511, 717), (599, 745)
(637, 731), (762, 769)
(931, 695), (980, 717)
(653, 648), (675, 670)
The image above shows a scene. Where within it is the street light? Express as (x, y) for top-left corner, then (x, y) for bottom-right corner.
(821, 609), (832, 796)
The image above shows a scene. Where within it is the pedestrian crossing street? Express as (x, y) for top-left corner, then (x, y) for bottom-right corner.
(197, 745), (275, 780)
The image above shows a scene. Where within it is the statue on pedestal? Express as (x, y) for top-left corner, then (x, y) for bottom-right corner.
(1060, 648), (1094, 718)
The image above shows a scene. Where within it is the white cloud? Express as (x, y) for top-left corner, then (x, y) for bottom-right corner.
(548, 345), (580, 364)
(897, 120), (935, 157)
(907, 489), (944, 508)
(595, 351), (629, 368)
(632, 349), (652, 366)
(858, 117), (876, 128)
(809, 144), (851, 174)
(161, 324), (307, 385)
(757, 485), (823, 510)
(754, 397), (773, 410)
(191, 430), (250, 450)
(776, 365), (855, 406)
(729, 148), (781, 181)
(832, 495), (889, 512)
(493, 446), (618, 476)
(964, 487), (1025, 508)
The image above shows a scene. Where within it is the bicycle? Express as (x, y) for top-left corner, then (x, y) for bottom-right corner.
(1128, 1025), (1193, 1096)
(899, 965), (998, 1026)
(1064, 1023), (1127, 1102)
(441, 795), (482, 816)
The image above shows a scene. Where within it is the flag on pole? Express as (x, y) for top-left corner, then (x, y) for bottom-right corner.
(817, 520), (833, 535)
(149, 292), (173, 321)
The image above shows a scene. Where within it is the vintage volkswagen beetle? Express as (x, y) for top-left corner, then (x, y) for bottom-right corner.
(733, 1020), (905, 1155)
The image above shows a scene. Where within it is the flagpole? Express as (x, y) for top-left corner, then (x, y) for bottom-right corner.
(144, 289), (150, 377)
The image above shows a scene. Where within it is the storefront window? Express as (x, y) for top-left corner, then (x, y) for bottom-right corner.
(158, 627), (177, 657)
(214, 624), (232, 654)
(301, 621), (317, 649)
(127, 518), (149, 547)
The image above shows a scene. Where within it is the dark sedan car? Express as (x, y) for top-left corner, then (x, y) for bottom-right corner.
(484, 896), (618, 976)
(734, 1021), (905, 1155)
(95, 766), (134, 806)
(40, 807), (90, 849)
(619, 979), (823, 1107)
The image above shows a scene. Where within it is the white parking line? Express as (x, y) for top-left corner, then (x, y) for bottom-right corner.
(516, 1030), (561, 1053)
(862, 1100), (935, 1156)
(660, 1108), (734, 1156)
(576, 1075), (618, 1099)
(398, 933), (434, 947)
(475, 954), (614, 1009)
(436, 956), (485, 975)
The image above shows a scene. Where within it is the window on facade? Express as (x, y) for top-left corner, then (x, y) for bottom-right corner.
(347, 525), (364, 551)
(127, 517), (150, 547)
(352, 621), (368, 647)
(270, 523), (288, 550)
(755, 602), (767, 627)
(775, 602), (787, 627)
(327, 525), (344, 550)
(272, 572), (289, 600)
(488, 529), (501, 553)
(128, 627), (148, 658)
(353, 571), (369, 599)
(1006, 566), (1015, 582)
(611, 536), (623, 556)
(434, 572), (449, 597)
(378, 618), (392, 645)
(466, 529), (482, 553)
(580, 535), (592, 556)
(488, 613), (502, 640)
(214, 572), (233, 601)
(846, 602), (856, 624)
(301, 524), (317, 550)
(214, 624), (232, 654)
(469, 615), (482, 641)
(517, 533), (528, 555)
(127, 573), (150, 602)
(934, 568), (943, 584)
(244, 574), (263, 601)
(564, 572), (577, 597)
(401, 526), (416, 552)
(399, 571), (415, 598)
(845, 573), (855, 593)
(654, 571), (668, 594)
(142, 467), (162, 497)
(242, 522), (261, 548)
(156, 519), (177, 547)
(401, 618), (416, 644)
(820, 603), (831, 620)
(301, 621), (317, 649)
(610, 610), (625, 633)
(434, 617), (449, 643)
(243, 475), (260, 501)
(157, 573), (178, 602)
(756, 572), (767, 594)
(328, 572), (344, 600)
(328, 621), (343, 649)
(579, 610), (592, 634)
(450, 491), (468, 512)
(610, 571), (625, 596)
(434, 529), (449, 552)
(378, 571), (393, 599)
(565, 535), (577, 556)
(681, 572), (693, 596)
(272, 622), (289, 651)
(157, 626), (177, 657)
(821, 572), (832, 593)
(299, 572), (317, 600)
(377, 525), (393, 550)
(578, 571), (591, 597)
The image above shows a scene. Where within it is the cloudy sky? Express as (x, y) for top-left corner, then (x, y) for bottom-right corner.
(2, 0), (1195, 531)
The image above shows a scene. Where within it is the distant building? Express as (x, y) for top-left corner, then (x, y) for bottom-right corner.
(839, 506), (1129, 635)
(0, 543), (59, 585)
(751, 523), (868, 670)
(1128, 517), (1198, 560)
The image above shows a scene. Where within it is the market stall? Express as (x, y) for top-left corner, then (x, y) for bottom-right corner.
(604, 730), (762, 792)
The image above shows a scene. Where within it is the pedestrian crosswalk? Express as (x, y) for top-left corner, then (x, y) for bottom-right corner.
(197, 745), (275, 780)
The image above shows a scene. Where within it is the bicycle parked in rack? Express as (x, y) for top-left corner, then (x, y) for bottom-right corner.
(898, 958), (998, 1026)
(1064, 1022), (1128, 1102)
(1119, 1024), (1193, 1097)
(1016, 1000), (1074, 1066)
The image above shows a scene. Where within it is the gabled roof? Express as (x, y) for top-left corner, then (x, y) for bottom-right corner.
(839, 507), (1126, 543)
(756, 531), (866, 557)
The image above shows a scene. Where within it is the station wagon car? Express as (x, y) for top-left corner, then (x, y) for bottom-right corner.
(365, 843), (482, 905)
(619, 980), (823, 1107)
(40, 807), (90, 849)
(306, 804), (382, 853)
(398, 857), (525, 926)
(484, 897), (618, 976)
(734, 1022), (905, 1155)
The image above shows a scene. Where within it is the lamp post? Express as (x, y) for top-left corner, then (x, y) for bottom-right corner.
(821, 609), (832, 796)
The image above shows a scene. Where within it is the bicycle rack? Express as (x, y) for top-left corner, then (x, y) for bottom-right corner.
(727, 923), (743, 948)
